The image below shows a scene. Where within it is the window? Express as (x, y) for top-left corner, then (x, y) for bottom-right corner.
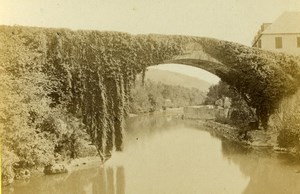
(297, 37), (300, 48)
(258, 40), (262, 48)
(275, 37), (282, 49)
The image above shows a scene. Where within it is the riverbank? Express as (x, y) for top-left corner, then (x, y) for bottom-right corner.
(62, 156), (103, 172)
(2, 156), (103, 187)
(195, 120), (300, 155)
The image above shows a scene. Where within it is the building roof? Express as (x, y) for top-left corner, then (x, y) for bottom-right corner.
(262, 12), (300, 34)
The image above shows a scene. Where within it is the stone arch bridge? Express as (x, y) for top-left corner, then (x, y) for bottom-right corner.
(1, 26), (300, 155)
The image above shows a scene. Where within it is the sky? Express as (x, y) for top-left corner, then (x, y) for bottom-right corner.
(1, 0), (299, 84)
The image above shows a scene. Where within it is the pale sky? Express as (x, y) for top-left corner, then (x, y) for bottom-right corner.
(1, 0), (299, 84)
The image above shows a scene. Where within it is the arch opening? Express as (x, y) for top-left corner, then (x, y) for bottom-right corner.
(148, 63), (220, 86)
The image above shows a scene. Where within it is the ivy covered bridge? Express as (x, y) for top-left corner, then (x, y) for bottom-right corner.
(1, 25), (300, 160)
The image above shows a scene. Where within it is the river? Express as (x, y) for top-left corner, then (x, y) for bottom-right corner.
(3, 115), (300, 194)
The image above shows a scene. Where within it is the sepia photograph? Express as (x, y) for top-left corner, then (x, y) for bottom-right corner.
(1, 0), (300, 193)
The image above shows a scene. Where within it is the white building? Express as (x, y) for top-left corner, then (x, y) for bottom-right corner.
(252, 12), (300, 56)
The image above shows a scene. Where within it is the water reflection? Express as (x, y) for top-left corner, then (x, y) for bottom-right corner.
(221, 140), (300, 194)
(3, 166), (125, 194)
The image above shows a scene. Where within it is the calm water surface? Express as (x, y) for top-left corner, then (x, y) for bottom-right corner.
(4, 115), (300, 194)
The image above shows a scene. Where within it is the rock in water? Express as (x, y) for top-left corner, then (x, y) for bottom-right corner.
(15, 169), (31, 180)
(44, 164), (68, 175)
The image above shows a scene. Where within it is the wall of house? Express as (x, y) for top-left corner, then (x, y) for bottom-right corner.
(260, 34), (300, 56)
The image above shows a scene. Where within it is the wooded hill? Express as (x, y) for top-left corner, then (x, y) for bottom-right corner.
(144, 68), (212, 91)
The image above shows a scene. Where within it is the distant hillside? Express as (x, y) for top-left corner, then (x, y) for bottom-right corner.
(144, 69), (212, 91)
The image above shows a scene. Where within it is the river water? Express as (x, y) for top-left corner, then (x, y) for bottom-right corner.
(4, 115), (300, 194)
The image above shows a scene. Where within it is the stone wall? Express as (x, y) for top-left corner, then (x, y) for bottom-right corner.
(183, 106), (229, 120)
(199, 120), (278, 148)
